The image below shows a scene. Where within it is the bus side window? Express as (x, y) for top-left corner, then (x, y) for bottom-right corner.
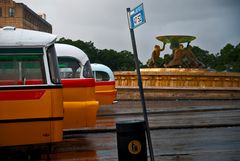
(96, 71), (110, 82)
(22, 58), (46, 85)
(0, 58), (18, 85)
(0, 55), (46, 86)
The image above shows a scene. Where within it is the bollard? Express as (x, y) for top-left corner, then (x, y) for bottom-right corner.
(116, 120), (147, 161)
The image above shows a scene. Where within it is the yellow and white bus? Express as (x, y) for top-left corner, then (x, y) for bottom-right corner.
(91, 63), (117, 105)
(0, 27), (63, 147)
(55, 43), (99, 129)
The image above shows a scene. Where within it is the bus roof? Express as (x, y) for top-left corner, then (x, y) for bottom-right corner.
(0, 26), (57, 47)
(55, 43), (89, 66)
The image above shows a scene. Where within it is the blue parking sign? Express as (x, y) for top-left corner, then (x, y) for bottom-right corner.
(129, 3), (146, 29)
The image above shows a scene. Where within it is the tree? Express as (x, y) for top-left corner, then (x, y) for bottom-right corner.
(57, 37), (138, 71)
(215, 43), (240, 72)
(192, 46), (216, 69)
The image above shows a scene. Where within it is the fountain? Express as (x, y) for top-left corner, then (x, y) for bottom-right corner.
(115, 35), (240, 100)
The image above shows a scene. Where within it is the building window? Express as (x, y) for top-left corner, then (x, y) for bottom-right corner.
(0, 8), (2, 17)
(8, 8), (15, 17)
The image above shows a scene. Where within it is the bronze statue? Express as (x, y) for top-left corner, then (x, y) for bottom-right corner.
(155, 35), (205, 68)
(147, 43), (165, 67)
(164, 44), (204, 68)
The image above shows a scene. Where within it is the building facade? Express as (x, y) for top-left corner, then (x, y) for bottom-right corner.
(0, 0), (52, 33)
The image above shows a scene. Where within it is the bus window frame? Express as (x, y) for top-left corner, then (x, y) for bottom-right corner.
(46, 45), (61, 84)
(83, 60), (93, 78)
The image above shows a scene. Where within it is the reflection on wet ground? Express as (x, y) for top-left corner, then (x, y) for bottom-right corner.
(49, 133), (117, 161)
(99, 100), (240, 115)
(96, 117), (115, 129)
(47, 144), (99, 161)
(1, 100), (240, 161)
(42, 151), (98, 161)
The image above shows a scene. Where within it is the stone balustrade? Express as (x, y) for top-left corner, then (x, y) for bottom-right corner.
(114, 68), (240, 100)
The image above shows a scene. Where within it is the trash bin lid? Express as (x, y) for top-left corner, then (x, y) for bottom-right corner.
(116, 120), (146, 133)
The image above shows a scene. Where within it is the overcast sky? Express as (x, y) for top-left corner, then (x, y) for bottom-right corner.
(17, 0), (240, 63)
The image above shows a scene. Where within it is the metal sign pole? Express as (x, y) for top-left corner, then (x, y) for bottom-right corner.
(126, 7), (155, 161)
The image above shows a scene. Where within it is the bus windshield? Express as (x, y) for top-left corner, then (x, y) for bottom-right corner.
(58, 57), (81, 79)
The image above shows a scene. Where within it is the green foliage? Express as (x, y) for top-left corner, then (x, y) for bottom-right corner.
(163, 54), (173, 66)
(192, 43), (240, 72)
(57, 38), (138, 71)
(214, 43), (240, 72)
(154, 55), (172, 68)
(192, 46), (216, 69)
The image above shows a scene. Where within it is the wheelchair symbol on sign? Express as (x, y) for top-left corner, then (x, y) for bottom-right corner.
(128, 140), (142, 155)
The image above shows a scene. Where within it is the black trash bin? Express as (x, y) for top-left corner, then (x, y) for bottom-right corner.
(116, 120), (147, 161)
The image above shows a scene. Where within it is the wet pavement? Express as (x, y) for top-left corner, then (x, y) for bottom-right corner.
(1, 100), (240, 161)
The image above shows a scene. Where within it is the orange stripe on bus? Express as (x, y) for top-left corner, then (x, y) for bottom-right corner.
(96, 91), (117, 96)
(0, 90), (45, 100)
